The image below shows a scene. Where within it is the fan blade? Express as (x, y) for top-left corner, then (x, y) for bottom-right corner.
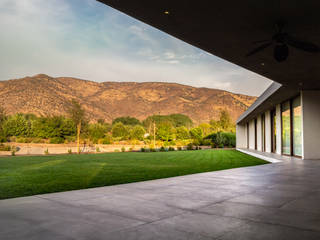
(246, 42), (273, 57)
(286, 35), (319, 52)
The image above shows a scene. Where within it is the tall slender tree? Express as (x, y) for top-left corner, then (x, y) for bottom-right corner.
(0, 107), (7, 140)
(68, 100), (85, 154)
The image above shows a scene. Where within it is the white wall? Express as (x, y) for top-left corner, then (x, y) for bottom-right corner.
(236, 124), (247, 148)
(265, 110), (271, 153)
(301, 91), (320, 160)
(276, 104), (282, 155)
(257, 115), (262, 151)
(249, 119), (255, 149)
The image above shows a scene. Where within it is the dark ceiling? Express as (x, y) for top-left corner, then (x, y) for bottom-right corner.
(98, 0), (320, 91)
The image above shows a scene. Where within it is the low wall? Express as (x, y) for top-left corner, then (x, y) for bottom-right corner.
(0, 143), (213, 156)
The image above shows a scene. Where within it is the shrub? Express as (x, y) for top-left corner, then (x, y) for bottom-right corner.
(140, 147), (145, 152)
(130, 125), (146, 140)
(205, 132), (236, 148)
(0, 135), (7, 143)
(17, 137), (32, 143)
(65, 136), (76, 143)
(44, 148), (49, 155)
(49, 137), (64, 144)
(192, 139), (200, 146)
(99, 135), (112, 145)
(187, 143), (193, 150)
(150, 148), (156, 152)
(121, 147), (126, 152)
(129, 147), (133, 151)
(177, 146), (182, 151)
(160, 146), (165, 152)
(96, 147), (100, 153)
(218, 143), (224, 148)
(168, 147), (175, 151)
(31, 138), (45, 143)
(68, 149), (72, 154)
(114, 149), (120, 152)
(0, 144), (11, 151)
(200, 139), (212, 146)
(11, 148), (16, 156)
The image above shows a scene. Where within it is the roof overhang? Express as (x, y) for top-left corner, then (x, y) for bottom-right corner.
(98, 0), (320, 90)
(236, 83), (299, 124)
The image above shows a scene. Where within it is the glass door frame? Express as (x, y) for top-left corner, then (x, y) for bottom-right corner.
(280, 95), (302, 158)
(270, 109), (276, 153)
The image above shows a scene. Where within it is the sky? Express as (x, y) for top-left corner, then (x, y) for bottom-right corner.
(0, 0), (272, 96)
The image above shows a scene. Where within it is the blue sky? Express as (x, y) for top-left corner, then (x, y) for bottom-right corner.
(0, 0), (272, 96)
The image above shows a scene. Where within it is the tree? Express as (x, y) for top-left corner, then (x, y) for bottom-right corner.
(113, 116), (141, 126)
(198, 123), (211, 137)
(189, 127), (203, 143)
(143, 114), (193, 129)
(209, 110), (235, 133)
(218, 109), (232, 130)
(176, 126), (190, 140)
(130, 125), (146, 140)
(168, 114), (193, 128)
(32, 116), (76, 139)
(88, 123), (110, 143)
(156, 122), (175, 142)
(68, 100), (86, 154)
(0, 107), (7, 142)
(112, 122), (129, 139)
(2, 114), (32, 137)
(209, 119), (222, 133)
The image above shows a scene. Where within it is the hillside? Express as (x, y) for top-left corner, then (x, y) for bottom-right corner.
(0, 74), (256, 123)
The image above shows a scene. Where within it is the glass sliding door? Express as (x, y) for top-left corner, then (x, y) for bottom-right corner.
(292, 96), (302, 156)
(281, 101), (291, 155)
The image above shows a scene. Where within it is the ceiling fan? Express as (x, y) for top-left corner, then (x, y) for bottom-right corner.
(246, 20), (319, 62)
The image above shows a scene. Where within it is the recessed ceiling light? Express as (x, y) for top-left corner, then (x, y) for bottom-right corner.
(164, 11), (170, 15)
(261, 63), (265, 66)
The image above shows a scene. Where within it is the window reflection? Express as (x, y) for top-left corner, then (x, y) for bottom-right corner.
(293, 96), (302, 156)
(282, 101), (291, 155)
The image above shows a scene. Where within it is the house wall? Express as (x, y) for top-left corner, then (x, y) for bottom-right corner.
(249, 119), (255, 149)
(301, 90), (320, 160)
(236, 123), (247, 148)
(265, 110), (271, 153)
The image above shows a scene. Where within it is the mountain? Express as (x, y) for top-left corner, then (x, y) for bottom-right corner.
(0, 74), (256, 123)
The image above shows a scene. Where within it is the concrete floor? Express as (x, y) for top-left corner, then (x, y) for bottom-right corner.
(1, 154), (320, 239)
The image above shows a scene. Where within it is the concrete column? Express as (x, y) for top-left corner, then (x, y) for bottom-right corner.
(276, 104), (282, 155)
(236, 123), (247, 148)
(265, 110), (271, 153)
(249, 119), (255, 149)
(301, 91), (320, 160)
(257, 115), (262, 151)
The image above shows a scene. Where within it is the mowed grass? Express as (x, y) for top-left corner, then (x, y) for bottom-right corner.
(0, 149), (268, 199)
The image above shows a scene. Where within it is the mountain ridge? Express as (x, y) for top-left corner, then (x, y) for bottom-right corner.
(0, 74), (257, 123)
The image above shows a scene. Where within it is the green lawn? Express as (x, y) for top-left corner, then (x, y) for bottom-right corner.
(0, 149), (268, 199)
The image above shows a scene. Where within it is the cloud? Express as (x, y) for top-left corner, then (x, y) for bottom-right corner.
(0, 0), (272, 96)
